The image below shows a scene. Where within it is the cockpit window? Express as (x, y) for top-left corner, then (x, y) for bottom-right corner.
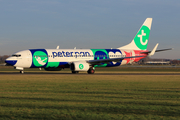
(12, 54), (21, 57)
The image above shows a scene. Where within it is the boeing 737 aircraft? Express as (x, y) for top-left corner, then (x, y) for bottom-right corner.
(5, 18), (171, 74)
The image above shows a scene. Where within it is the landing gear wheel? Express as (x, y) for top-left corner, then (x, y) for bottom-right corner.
(87, 68), (95, 74)
(72, 71), (79, 74)
(20, 71), (24, 74)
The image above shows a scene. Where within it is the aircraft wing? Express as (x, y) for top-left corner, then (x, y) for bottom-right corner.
(87, 55), (144, 65)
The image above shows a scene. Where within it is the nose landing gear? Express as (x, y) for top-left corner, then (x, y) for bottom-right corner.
(15, 67), (24, 74)
(20, 70), (24, 74)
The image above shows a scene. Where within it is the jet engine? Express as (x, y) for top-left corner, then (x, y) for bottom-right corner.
(70, 61), (90, 71)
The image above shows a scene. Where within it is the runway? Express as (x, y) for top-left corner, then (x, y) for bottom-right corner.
(1, 72), (180, 75)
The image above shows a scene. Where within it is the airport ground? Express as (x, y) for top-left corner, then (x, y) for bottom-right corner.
(0, 66), (180, 119)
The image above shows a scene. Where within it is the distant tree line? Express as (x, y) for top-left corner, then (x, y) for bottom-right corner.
(171, 60), (180, 65)
(0, 55), (10, 63)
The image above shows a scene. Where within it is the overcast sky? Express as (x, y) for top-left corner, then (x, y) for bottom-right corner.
(0, 0), (179, 59)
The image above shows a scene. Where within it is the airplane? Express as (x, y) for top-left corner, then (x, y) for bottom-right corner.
(5, 18), (172, 74)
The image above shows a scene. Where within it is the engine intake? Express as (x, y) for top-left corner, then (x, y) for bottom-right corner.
(70, 62), (90, 71)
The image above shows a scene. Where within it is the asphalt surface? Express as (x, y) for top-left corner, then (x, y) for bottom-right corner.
(0, 72), (180, 75)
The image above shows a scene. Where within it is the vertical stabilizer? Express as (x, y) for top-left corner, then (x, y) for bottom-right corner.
(118, 18), (152, 50)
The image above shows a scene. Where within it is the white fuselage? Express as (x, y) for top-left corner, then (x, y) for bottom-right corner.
(5, 48), (146, 70)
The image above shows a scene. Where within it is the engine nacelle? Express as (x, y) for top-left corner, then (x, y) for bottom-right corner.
(44, 68), (62, 71)
(70, 61), (90, 71)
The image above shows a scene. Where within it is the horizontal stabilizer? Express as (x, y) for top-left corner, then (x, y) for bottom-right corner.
(155, 48), (173, 52)
(140, 48), (173, 54)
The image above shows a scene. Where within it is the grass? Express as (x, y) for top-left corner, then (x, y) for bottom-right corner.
(0, 75), (180, 119)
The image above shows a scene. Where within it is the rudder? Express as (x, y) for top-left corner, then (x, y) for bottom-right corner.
(118, 18), (152, 50)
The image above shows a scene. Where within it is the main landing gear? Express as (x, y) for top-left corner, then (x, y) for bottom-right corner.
(72, 71), (79, 74)
(87, 67), (95, 74)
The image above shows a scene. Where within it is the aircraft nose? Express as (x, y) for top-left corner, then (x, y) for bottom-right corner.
(5, 57), (17, 66)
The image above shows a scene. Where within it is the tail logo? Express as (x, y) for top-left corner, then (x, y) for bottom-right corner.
(134, 25), (150, 50)
(138, 30), (148, 45)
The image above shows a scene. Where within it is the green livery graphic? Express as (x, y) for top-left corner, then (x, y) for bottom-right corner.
(134, 25), (150, 50)
(79, 64), (84, 69)
(91, 49), (108, 67)
(33, 51), (48, 67)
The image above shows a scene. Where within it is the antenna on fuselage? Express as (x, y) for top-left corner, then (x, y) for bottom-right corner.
(74, 47), (76, 49)
(56, 46), (59, 49)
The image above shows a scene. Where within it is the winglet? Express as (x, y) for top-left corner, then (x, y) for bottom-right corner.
(148, 43), (159, 56)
